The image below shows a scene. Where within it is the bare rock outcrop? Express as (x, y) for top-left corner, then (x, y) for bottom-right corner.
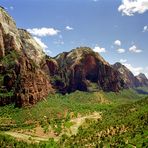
(48, 47), (123, 93)
(0, 7), (53, 107)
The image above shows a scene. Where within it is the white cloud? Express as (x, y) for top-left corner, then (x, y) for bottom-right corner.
(117, 48), (125, 53)
(121, 62), (148, 77)
(120, 59), (127, 63)
(34, 37), (52, 55)
(118, 0), (148, 16)
(93, 46), (106, 53)
(143, 25), (148, 32)
(65, 26), (74, 31)
(129, 45), (142, 53)
(93, 0), (98, 2)
(114, 40), (121, 46)
(123, 63), (143, 76)
(33, 36), (48, 49)
(27, 27), (60, 37)
(145, 67), (148, 78)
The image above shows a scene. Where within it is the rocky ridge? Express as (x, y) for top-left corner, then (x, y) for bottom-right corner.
(0, 7), (53, 107)
(0, 7), (147, 107)
(47, 47), (123, 93)
(113, 62), (148, 88)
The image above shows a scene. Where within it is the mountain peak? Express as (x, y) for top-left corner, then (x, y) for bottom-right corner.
(0, 6), (16, 27)
(71, 46), (93, 53)
(113, 62), (131, 74)
(137, 73), (147, 79)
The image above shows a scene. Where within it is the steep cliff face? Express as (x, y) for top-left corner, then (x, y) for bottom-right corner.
(1, 7), (147, 107)
(48, 47), (122, 93)
(18, 29), (45, 65)
(0, 7), (53, 107)
(0, 7), (21, 58)
(113, 62), (142, 88)
(136, 73), (148, 87)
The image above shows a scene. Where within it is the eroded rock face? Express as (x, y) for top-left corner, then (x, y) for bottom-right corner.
(136, 73), (148, 87)
(0, 7), (53, 107)
(14, 56), (53, 107)
(48, 47), (122, 93)
(113, 62), (143, 88)
(18, 29), (45, 65)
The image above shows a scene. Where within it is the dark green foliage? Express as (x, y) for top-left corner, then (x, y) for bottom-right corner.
(0, 133), (38, 148)
(0, 90), (147, 147)
(0, 134), (59, 148)
(1, 50), (19, 68)
(61, 97), (148, 147)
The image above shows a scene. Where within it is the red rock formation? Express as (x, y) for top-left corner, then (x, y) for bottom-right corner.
(49, 47), (122, 93)
(0, 7), (53, 107)
(136, 73), (148, 87)
(113, 62), (144, 88)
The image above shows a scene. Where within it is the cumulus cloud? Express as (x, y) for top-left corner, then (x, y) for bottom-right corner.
(117, 48), (125, 53)
(65, 26), (74, 31)
(129, 45), (142, 53)
(145, 67), (148, 78)
(33, 36), (48, 49)
(34, 37), (52, 55)
(143, 25), (148, 32)
(27, 27), (60, 37)
(120, 59), (127, 63)
(120, 61), (148, 77)
(93, 46), (106, 53)
(123, 63), (143, 75)
(114, 40), (121, 46)
(118, 0), (148, 16)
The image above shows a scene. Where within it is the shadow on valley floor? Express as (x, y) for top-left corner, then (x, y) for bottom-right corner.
(134, 88), (148, 95)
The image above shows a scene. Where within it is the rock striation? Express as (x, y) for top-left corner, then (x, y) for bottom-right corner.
(136, 73), (148, 87)
(0, 7), (53, 107)
(0, 6), (147, 107)
(47, 47), (123, 93)
(113, 62), (148, 88)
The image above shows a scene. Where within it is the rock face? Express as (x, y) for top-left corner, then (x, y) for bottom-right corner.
(47, 47), (123, 93)
(113, 62), (139, 88)
(113, 62), (148, 88)
(0, 7), (53, 107)
(0, 6), (147, 107)
(136, 73), (148, 87)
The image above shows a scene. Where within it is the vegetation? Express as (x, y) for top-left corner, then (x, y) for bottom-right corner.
(1, 50), (19, 68)
(0, 89), (147, 147)
(0, 50), (19, 98)
(61, 97), (148, 147)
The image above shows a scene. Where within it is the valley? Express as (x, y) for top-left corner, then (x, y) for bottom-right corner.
(0, 88), (148, 147)
(0, 5), (148, 148)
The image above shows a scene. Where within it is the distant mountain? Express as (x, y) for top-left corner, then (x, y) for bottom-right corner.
(136, 73), (148, 86)
(0, 7), (53, 107)
(46, 47), (123, 93)
(0, 7), (147, 107)
(113, 62), (148, 88)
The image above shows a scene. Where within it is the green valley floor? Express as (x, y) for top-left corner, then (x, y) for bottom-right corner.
(0, 88), (148, 147)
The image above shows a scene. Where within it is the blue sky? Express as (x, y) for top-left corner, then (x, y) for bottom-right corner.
(1, 0), (148, 77)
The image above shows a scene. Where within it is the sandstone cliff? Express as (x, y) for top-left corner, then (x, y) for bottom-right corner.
(113, 62), (148, 88)
(0, 6), (147, 107)
(47, 47), (123, 93)
(136, 73), (148, 87)
(0, 7), (53, 107)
